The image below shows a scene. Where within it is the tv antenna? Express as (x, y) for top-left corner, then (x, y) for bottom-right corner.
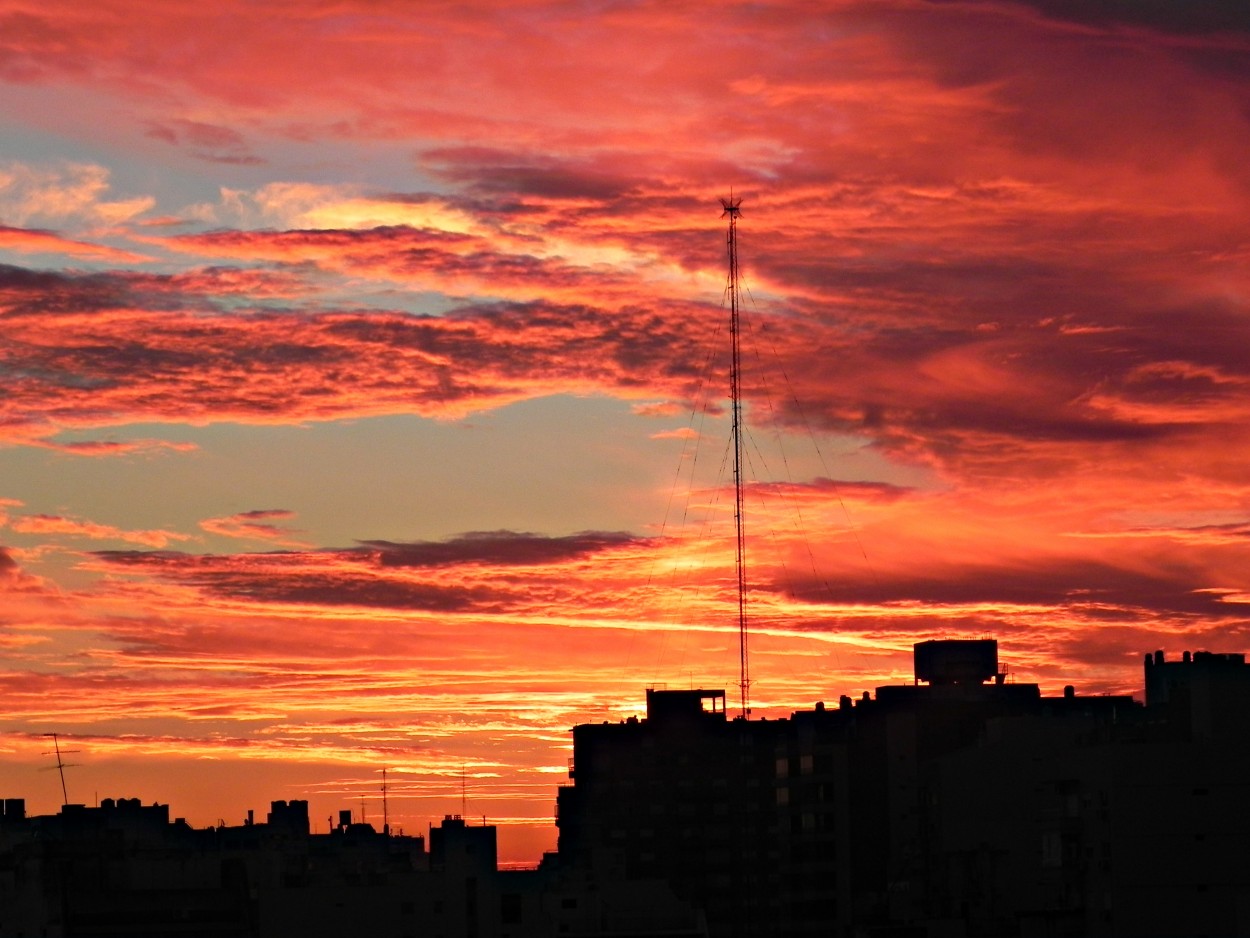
(381, 767), (390, 836)
(41, 733), (80, 806)
(720, 193), (750, 719)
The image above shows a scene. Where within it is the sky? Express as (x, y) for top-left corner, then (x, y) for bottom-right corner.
(2, 0), (1250, 861)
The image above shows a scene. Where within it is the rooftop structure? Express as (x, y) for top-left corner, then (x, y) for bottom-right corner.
(913, 637), (1002, 685)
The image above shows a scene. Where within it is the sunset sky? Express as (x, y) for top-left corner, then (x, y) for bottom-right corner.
(2, 0), (1250, 861)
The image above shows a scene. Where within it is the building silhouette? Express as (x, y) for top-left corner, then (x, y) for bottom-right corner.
(0, 796), (702, 937)
(555, 640), (1250, 937)
(4, 640), (1250, 936)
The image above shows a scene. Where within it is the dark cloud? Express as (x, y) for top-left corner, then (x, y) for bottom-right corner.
(421, 147), (640, 202)
(0, 264), (137, 315)
(779, 557), (1248, 619)
(361, 530), (645, 568)
(1006, 0), (1250, 35)
(90, 531), (648, 612)
(92, 548), (503, 612)
(215, 576), (495, 612)
(753, 478), (913, 501)
(178, 224), (477, 253)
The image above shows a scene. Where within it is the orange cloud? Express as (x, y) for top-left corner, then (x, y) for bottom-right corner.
(199, 510), (311, 548)
(9, 513), (191, 548)
(0, 498), (22, 526)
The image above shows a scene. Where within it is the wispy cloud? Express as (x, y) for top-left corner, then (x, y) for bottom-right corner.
(9, 513), (190, 548)
(144, 118), (263, 166)
(0, 225), (149, 262)
(29, 438), (199, 457)
(199, 510), (311, 548)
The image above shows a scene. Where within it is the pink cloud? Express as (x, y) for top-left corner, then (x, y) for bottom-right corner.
(30, 438), (199, 457)
(650, 427), (698, 441)
(0, 225), (148, 262)
(199, 510), (311, 548)
(143, 118), (263, 165)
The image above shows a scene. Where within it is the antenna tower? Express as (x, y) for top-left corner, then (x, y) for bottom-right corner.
(41, 733), (80, 806)
(720, 193), (749, 718)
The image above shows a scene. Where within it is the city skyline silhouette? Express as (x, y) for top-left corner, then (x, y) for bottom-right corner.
(4, 638), (1248, 936)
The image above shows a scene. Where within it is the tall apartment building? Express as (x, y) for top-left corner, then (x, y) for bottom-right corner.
(554, 640), (1250, 937)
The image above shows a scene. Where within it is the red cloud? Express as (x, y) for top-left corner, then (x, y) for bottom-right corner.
(159, 223), (647, 305)
(0, 225), (148, 262)
(0, 262), (726, 443)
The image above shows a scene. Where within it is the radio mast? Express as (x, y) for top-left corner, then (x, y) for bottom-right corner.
(720, 194), (749, 719)
(41, 733), (79, 806)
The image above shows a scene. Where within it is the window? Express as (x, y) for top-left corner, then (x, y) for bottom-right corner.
(1041, 832), (1062, 869)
